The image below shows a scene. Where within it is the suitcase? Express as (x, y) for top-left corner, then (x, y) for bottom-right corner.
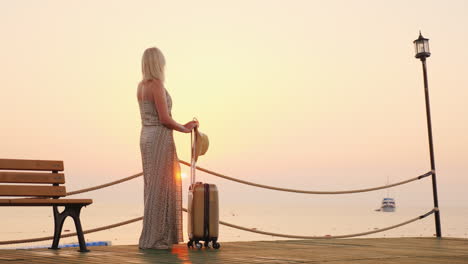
(187, 127), (220, 249)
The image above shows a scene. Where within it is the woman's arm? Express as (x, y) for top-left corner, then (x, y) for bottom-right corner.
(150, 80), (191, 133)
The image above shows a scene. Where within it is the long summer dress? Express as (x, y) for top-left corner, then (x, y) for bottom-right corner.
(138, 87), (183, 249)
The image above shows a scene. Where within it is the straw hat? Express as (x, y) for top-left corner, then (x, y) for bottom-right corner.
(194, 128), (209, 161)
(193, 127), (209, 162)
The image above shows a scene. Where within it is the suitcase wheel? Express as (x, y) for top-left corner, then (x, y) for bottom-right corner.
(213, 242), (221, 249)
(195, 242), (203, 249)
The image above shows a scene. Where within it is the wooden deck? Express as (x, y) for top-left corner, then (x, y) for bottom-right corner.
(1, 238), (468, 264)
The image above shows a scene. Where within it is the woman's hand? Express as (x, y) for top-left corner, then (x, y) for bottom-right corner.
(183, 120), (199, 133)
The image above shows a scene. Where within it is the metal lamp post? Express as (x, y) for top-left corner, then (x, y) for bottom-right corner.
(414, 31), (442, 238)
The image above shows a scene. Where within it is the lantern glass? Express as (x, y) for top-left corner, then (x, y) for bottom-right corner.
(414, 33), (431, 59)
(424, 40), (430, 53)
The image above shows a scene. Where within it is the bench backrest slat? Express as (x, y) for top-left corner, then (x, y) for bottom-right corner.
(0, 172), (65, 184)
(0, 185), (66, 197)
(0, 159), (64, 171)
(0, 159), (67, 198)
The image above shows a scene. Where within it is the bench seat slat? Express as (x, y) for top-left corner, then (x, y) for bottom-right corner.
(0, 159), (64, 171)
(0, 198), (93, 206)
(0, 185), (66, 197)
(0, 172), (65, 184)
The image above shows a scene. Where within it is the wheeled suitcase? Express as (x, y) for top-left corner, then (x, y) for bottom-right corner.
(187, 127), (220, 249)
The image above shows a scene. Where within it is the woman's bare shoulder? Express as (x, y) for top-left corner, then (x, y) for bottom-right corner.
(143, 79), (164, 91)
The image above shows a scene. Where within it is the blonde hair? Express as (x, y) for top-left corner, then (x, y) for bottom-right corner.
(141, 47), (166, 82)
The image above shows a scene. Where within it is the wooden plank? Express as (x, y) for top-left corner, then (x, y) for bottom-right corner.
(0, 172), (65, 184)
(0, 159), (64, 171)
(0, 198), (92, 206)
(0, 238), (468, 263)
(0, 185), (66, 197)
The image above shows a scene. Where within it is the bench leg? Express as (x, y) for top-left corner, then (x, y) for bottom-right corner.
(49, 205), (66, 250)
(69, 206), (89, 252)
(48, 205), (90, 252)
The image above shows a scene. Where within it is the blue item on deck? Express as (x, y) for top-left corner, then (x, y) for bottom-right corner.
(60, 241), (110, 248)
(5, 241), (111, 250)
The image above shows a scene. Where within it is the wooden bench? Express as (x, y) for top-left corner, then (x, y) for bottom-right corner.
(0, 159), (93, 252)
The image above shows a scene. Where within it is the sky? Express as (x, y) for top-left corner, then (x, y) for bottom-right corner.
(1, 0), (467, 212)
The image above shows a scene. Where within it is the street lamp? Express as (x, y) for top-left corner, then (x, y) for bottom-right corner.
(414, 32), (431, 59)
(414, 31), (442, 238)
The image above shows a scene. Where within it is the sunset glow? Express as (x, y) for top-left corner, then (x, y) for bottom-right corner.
(0, 0), (467, 209)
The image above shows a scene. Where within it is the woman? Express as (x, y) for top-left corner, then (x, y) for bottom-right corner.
(137, 47), (198, 249)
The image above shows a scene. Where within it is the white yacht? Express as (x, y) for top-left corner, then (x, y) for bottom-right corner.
(375, 176), (396, 212)
(381, 197), (396, 212)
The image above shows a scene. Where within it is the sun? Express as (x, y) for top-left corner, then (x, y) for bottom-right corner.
(181, 172), (187, 179)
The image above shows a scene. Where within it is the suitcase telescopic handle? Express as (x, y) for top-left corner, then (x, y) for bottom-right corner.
(190, 118), (198, 185)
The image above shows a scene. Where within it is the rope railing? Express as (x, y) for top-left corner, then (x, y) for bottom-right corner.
(66, 172), (143, 196)
(0, 217), (143, 245)
(65, 160), (433, 196)
(0, 208), (437, 245)
(179, 161), (433, 194)
(0, 163), (436, 246)
(218, 208), (437, 239)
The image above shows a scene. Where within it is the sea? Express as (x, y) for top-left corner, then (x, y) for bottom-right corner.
(1, 203), (467, 249)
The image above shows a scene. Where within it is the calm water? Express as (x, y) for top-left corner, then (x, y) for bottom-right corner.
(1, 203), (467, 249)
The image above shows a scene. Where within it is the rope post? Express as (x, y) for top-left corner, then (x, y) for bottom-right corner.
(420, 56), (442, 238)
